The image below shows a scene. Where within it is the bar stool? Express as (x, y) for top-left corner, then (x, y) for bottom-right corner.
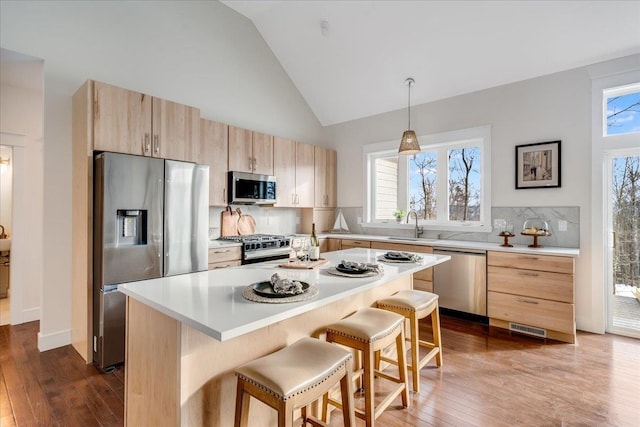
(376, 290), (443, 393)
(324, 307), (409, 426)
(234, 337), (356, 427)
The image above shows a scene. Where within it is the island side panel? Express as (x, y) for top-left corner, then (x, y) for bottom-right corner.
(180, 275), (412, 427)
(125, 298), (181, 427)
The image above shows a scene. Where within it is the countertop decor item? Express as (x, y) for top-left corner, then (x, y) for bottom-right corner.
(498, 222), (515, 247)
(521, 218), (552, 248)
(515, 140), (561, 189)
(279, 258), (329, 269)
(398, 77), (421, 155)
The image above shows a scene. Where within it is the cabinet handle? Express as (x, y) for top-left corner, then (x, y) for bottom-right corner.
(213, 249), (230, 254)
(248, 156), (252, 170)
(252, 157), (257, 170)
(223, 188), (226, 204)
(295, 194), (299, 205)
(144, 133), (150, 154)
(213, 264), (230, 269)
(518, 298), (539, 305)
(292, 194), (296, 205)
(154, 135), (159, 154)
(519, 256), (539, 260)
(518, 271), (539, 277)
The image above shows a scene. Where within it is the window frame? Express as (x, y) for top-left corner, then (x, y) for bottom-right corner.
(363, 125), (492, 233)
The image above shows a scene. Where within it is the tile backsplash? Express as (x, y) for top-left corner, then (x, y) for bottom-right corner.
(338, 206), (580, 248)
(208, 205), (299, 239)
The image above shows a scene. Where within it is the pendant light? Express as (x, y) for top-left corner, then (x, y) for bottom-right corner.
(398, 77), (421, 155)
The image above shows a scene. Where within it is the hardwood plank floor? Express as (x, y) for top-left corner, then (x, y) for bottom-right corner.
(1, 317), (638, 426)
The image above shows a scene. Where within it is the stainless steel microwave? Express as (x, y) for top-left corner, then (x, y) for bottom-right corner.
(228, 171), (277, 204)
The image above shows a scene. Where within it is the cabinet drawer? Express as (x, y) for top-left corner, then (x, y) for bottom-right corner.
(341, 239), (371, 249)
(413, 279), (433, 293)
(208, 260), (241, 270)
(208, 246), (242, 264)
(488, 291), (575, 334)
(488, 251), (574, 274)
(488, 266), (573, 303)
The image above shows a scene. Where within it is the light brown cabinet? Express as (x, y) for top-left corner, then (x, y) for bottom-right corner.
(199, 119), (229, 206)
(487, 251), (576, 343)
(208, 246), (242, 270)
(314, 146), (337, 208)
(371, 242), (434, 292)
(228, 126), (273, 175)
(92, 81), (199, 162)
(340, 239), (371, 250)
(273, 137), (315, 207)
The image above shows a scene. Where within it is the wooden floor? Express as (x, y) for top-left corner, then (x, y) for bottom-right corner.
(2, 316), (639, 426)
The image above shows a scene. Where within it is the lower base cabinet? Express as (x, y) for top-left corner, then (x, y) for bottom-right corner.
(208, 246), (242, 270)
(487, 251), (576, 343)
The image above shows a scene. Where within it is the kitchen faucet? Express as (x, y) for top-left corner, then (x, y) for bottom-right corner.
(0, 225), (5, 239)
(406, 210), (424, 238)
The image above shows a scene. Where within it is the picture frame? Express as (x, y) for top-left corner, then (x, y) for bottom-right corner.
(515, 140), (561, 189)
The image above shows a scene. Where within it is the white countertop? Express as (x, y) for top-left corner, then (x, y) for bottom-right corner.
(118, 248), (450, 342)
(321, 233), (579, 257)
(208, 240), (242, 249)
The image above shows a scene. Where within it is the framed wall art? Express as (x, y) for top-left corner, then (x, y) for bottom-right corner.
(515, 140), (561, 189)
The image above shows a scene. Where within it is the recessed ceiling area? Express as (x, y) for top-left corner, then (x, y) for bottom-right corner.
(222, 1), (640, 126)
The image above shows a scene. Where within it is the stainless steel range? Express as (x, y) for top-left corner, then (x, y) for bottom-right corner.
(218, 234), (291, 264)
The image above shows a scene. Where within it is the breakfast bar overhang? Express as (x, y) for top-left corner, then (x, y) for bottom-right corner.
(118, 248), (450, 426)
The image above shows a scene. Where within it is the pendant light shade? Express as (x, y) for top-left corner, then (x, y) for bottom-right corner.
(399, 78), (420, 155)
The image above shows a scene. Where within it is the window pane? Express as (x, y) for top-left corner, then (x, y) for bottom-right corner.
(606, 92), (640, 136)
(448, 147), (481, 221)
(374, 156), (398, 220)
(409, 152), (437, 220)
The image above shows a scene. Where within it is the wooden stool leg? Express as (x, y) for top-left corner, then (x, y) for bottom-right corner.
(363, 346), (375, 426)
(280, 400), (293, 427)
(340, 368), (356, 427)
(234, 378), (250, 427)
(410, 313), (420, 393)
(432, 305), (443, 367)
(396, 328), (410, 408)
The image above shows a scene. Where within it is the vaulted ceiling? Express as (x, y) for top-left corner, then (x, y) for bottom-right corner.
(222, 1), (640, 126)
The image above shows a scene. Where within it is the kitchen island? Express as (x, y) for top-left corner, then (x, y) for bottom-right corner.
(118, 248), (449, 427)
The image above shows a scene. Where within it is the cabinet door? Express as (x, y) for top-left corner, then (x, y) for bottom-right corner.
(152, 98), (200, 161)
(327, 238), (342, 252)
(93, 81), (151, 155)
(314, 146), (329, 207)
(273, 137), (296, 207)
(326, 148), (337, 207)
(199, 119), (228, 206)
(252, 131), (273, 175)
(296, 142), (315, 207)
(228, 126), (253, 173)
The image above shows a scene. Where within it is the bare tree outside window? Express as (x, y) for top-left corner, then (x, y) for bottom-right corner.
(612, 156), (640, 290)
(448, 148), (481, 221)
(409, 152), (437, 220)
(606, 91), (640, 136)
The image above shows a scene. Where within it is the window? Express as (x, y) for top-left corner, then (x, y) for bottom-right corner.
(365, 125), (491, 232)
(604, 83), (640, 137)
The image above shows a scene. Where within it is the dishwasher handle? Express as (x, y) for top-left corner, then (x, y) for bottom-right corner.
(433, 248), (486, 256)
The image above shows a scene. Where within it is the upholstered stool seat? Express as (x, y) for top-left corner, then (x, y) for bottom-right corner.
(234, 337), (356, 427)
(377, 289), (443, 393)
(324, 307), (409, 426)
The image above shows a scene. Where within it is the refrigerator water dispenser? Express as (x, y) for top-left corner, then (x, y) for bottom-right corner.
(116, 210), (147, 245)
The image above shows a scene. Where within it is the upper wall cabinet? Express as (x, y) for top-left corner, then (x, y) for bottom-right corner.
(228, 126), (273, 175)
(199, 119), (229, 206)
(92, 81), (199, 162)
(273, 138), (315, 207)
(314, 146), (337, 208)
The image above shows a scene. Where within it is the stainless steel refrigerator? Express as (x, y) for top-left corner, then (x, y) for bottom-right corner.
(93, 152), (209, 370)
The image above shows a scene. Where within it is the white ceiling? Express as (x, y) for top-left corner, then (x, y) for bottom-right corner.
(222, 0), (640, 126)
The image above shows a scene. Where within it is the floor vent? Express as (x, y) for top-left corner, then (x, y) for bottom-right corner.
(509, 322), (547, 338)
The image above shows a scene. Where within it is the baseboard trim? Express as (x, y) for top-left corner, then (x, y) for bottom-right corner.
(38, 328), (71, 352)
(22, 307), (40, 323)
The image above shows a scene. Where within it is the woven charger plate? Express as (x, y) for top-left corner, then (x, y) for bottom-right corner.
(325, 267), (381, 278)
(242, 284), (319, 304)
(377, 255), (422, 264)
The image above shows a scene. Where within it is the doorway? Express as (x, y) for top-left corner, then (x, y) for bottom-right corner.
(0, 145), (11, 325)
(606, 150), (640, 338)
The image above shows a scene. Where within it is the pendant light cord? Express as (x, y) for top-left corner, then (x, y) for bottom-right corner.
(407, 80), (411, 130)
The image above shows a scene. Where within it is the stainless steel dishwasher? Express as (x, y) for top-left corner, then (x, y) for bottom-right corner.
(433, 248), (487, 317)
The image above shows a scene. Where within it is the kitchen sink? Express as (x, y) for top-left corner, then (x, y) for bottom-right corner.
(384, 236), (435, 242)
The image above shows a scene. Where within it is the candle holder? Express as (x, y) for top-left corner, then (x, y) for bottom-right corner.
(498, 222), (515, 247)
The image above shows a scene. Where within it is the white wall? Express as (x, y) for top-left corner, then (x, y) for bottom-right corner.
(0, 1), (325, 350)
(0, 81), (44, 325)
(324, 61), (629, 334)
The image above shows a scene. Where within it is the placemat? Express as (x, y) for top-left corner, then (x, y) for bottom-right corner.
(242, 284), (319, 303)
(279, 258), (329, 269)
(325, 267), (381, 278)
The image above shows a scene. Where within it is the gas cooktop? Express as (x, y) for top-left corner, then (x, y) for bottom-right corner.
(218, 234), (291, 263)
